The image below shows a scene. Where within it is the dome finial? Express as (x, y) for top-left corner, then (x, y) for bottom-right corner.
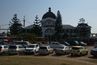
(49, 7), (51, 12)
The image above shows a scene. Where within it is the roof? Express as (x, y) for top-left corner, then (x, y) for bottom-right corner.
(62, 25), (75, 29)
(25, 25), (34, 29)
(42, 7), (56, 19)
(77, 23), (89, 27)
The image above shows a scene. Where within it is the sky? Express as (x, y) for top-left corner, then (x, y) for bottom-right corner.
(0, 0), (97, 33)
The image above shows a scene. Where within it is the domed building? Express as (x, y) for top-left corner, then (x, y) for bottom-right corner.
(41, 7), (57, 37)
(24, 8), (91, 41)
(40, 8), (91, 40)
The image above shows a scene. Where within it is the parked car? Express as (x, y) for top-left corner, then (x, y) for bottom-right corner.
(49, 42), (66, 49)
(0, 45), (8, 55)
(38, 46), (53, 55)
(49, 42), (71, 55)
(90, 46), (97, 57)
(54, 46), (71, 55)
(8, 45), (25, 55)
(24, 44), (39, 55)
(70, 46), (88, 56)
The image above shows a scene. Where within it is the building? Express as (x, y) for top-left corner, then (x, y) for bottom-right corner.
(41, 7), (56, 37)
(24, 7), (91, 41)
(40, 8), (91, 41)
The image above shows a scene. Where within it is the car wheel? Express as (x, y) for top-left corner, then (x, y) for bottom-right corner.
(71, 53), (74, 56)
(34, 51), (39, 56)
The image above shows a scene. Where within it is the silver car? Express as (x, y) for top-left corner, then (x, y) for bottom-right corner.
(38, 46), (53, 55)
(54, 46), (71, 55)
(8, 45), (25, 55)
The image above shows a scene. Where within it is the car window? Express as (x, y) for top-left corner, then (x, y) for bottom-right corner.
(72, 47), (80, 50)
(19, 46), (24, 48)
(27, 45), (35, 48)
(58, 47), (64, 49)
(0, 46), (2, 48)
(0, 46), (2, 51)
(36, 45), (38, 47)
(9, 46), (16, 49)
(4, 46), (8, 48)
(40, 47), (47, 49)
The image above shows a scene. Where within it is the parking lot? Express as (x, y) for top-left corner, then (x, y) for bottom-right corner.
(0, 46), (97, 65)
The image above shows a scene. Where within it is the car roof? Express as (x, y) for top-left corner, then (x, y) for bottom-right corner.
(72, 46), (83, 48)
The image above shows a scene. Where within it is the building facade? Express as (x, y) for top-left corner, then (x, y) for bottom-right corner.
(40, 8), (91, 40)
(41, 8), (56, 37)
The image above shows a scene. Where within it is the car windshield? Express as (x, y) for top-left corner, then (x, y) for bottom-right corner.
(9, 46), (16, 49)
(27, 45), (35, 48)
(57, 47), (64, 49)
(40, 47), (47, 49)
(72, 47), (82, 50)
(4, 46), (8, 48)
(19, 46), (24, 48)
(64, 42), (70, 46)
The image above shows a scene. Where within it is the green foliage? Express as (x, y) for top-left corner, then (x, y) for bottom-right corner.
(25, 15), (42, 37)
(55, 10), (63, 41)
(18, 33), (36, 42)
(9, 14), (23, 35)
(31, 24), (42, 37)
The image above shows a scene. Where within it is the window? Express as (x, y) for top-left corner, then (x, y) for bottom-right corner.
(4, 46), (8, 48)
(9, 46), (16, 49)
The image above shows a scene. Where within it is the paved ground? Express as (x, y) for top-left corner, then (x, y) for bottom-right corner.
(43, 46), (97, 65)
(0, 46), (97, 65)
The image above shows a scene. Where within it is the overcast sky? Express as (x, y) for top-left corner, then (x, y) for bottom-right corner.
(0, 0), (97, 33)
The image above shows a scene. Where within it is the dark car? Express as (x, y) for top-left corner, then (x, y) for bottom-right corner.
(90, 46), (97, 57)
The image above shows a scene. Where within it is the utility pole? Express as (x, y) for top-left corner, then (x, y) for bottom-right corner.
(0, 26), (1, 33)
(23, 16), (25, 28)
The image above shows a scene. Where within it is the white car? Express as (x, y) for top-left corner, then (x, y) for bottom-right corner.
(25, 44), (39, 55)
(0, 45), (8, 55)
(8, 45), (25, 55)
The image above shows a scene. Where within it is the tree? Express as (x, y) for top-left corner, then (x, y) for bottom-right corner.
(55, 10), (63, 41)
(9, 14), (23, 35)
(31, 15), (42, 36)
